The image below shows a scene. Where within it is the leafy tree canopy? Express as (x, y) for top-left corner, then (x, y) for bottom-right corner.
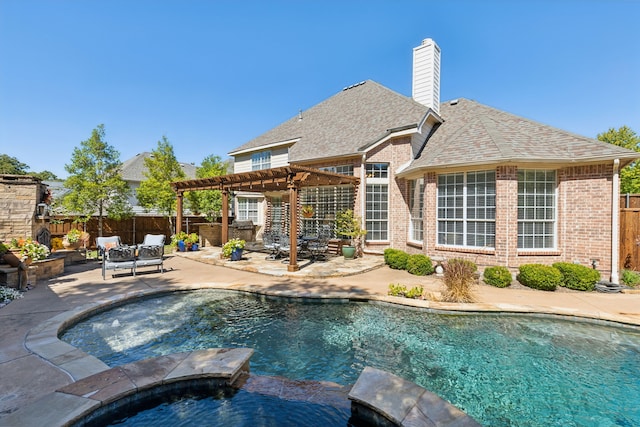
(136, 136), (186, 222)
(63, 125), (132, 233)
(0, 154), (29, 174)
(598, 126), (640, 193)
(186, 154), (230, 222)
(31, 170), (59, 181)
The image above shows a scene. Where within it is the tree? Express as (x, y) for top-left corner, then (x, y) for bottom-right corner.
(186, 155), (229, 222)
(0, 154), (29, 174)
(32, 170), (58, 181)
(63, 125), (132, 236)
(598, 126), (640, 193)
(136, 136), (186, 230)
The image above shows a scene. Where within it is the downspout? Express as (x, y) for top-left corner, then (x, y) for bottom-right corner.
(360, 154), (366, 222)
(611, 159), (620, 283)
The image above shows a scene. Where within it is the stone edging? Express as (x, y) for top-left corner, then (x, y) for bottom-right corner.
(1, 348), (253, 427)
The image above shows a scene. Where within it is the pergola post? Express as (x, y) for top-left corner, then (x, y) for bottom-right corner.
(222, 190), (229, 245)
(287, 182), (299, 272)
(176, 191), (183, 235)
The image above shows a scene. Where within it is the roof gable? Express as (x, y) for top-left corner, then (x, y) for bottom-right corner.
(121, 152), (197, 182)
(229, 80), (429, 162)
(404, 99), (639, 172)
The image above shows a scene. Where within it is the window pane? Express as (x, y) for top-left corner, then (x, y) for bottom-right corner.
(517, 170), (556, 249)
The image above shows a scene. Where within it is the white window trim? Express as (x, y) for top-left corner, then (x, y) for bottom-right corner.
(517, 170), (558, 251)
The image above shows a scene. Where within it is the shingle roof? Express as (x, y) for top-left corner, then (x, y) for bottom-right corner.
(229, 82), (638, 170)
(404, 98), (639, 172)
(229, 80), (430, 161)
(121, 152), (197, 182)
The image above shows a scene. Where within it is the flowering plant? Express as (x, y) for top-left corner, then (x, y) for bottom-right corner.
(222, 238), (245, 258)
(10, 238), (50, 261)
(301, 205), (315, 218)
(65, 229), (83, 243)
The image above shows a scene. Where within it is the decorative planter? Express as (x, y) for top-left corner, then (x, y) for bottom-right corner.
(62, 240), (81, 250)
(342, 245), (356, 260)
(230, 248), (243, 261)
(177, 241), (186, 252)
(191, 243), (199, 251)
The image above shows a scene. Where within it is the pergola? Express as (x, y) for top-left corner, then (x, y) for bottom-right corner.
(172, 165), (360, 271)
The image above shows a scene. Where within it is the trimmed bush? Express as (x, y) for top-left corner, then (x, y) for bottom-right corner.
(483, 266), (512, 288)
(552, 262), (600, 291)
(441, 258), (477, 302)
(621, 269), (640, 287)
(517, 264), (561, 291)
(384, 248), (409, 270)
(406, 254), (434, 276)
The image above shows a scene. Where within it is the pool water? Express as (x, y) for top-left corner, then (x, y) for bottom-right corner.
(105, 389), (349, 427)
(61, 290), (640, 426)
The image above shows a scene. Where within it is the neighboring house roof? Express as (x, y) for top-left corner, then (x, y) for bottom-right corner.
(229, 80), (430, 161)
(121, 152), (197, 182)
(229, 80), (638, 173)
(402, 98), (639, 174)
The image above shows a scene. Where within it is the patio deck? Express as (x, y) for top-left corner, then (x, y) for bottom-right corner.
(1, 252), (639, 423)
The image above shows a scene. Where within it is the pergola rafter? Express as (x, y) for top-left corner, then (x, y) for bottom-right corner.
(172, 165), (359, 271)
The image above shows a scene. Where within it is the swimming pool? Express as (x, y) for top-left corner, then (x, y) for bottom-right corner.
(61, 289), (640, 426)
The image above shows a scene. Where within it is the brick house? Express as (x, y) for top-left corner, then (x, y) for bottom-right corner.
(226, 38), (637, 281)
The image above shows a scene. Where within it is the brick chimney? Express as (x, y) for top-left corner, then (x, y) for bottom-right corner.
(412, 38), (441, 114)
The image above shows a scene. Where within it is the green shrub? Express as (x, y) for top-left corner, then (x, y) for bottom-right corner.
(442, 258), (477, 302)
(406, 254), (434, 276)
(388, 283), (407, 296)
(405, 286), (424, 299)
(388, 283), (423, 299)
(517, 264), (561, 291)
(552, 262), (600, 291)
(384, 248), (409, 270)
(483, 266), (512, 288)
(621, 269), (640, 287)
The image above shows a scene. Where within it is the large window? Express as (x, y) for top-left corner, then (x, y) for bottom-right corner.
(365, 163), (389, 241)
(237, 197), (259, 222)
(518, 170), (556, 249)
(300, 185), (354, 236)
(251, 151), (271, 171)
(437, 171), (495, 248)
(409, 178), (424, 243)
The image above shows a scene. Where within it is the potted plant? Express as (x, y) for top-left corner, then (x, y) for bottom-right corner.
(301, 205), (315, 218)
(222, 238), (245, 261)
(186, 233), (199, 251)
(171, 231), (189, 252)
(8, 238), (49, 264)
(335, 209), (366, 259)
(0, 241), (8, 262)
(62, 229), (89, 250)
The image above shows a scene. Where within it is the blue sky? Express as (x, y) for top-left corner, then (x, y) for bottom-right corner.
(1, 0), (638, 179)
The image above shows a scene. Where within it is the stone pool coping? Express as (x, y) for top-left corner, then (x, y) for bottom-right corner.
(10, 283), (640, 426)
(2, 348), (253, 427)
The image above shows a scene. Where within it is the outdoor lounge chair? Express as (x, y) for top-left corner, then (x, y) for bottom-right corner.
(96, 236), (136, 279)
(134, 234), (165, 275)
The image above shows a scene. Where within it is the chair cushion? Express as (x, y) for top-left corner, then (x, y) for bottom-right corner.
(138, 245), (163, 260)
(108, 246), (135, 262)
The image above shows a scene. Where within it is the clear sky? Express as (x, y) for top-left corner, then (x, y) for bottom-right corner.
(1, 0), (638, 179)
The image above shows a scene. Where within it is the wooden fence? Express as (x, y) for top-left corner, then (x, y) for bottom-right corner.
(620, 195), (640, 270)
(49, 216), (206, 248)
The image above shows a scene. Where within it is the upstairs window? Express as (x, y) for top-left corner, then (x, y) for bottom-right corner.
(251, 151), (271, 171)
